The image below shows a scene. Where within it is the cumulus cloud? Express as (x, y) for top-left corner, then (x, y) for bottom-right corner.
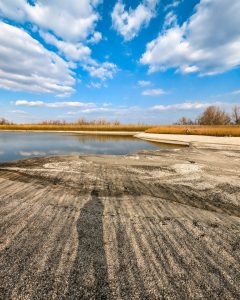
(40, 31), (117, 81)
(138, 80), (151, 87)
(141, 0), (240, 75)
(0, 1), (117, 86)
(0, 22), (75, 96)
(142, 88), (166, 96)
(112, 0), (159, 41)
(40, 31), (91, 62)
(83, 62), (117, 81)
(15, 100), (95, 108)
(0, 0), (101, 42)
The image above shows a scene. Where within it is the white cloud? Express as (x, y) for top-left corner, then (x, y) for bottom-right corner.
(87, 81), (107, 89)
(83, 62), (117, 81)
(0, 21), (75, 96)
(231, 90), (240, 95)
(0, 1), (118, 86)
(163, 11), (177, 30)
(142, 88), (166, 96)
(63, 105), (140, 116)
(0, 0), (102, 42)
(66, 111), (77, 116)
(87, 31), (102, 44)
(15, 100), (95, 108)
(64, 107), (114, 115)
(9, 109), (27, 114)
(112, 0), (159, 41)
(103, 102), (112, 107)
(138, 80), (151, 87)
(40, 31), (117, 81)
(40, 31), (91, 62)
(79, 107), (113, 114)
(141, 0), (240, 75)
(150, 101), (232, 111)
(164, 1), (181, 11)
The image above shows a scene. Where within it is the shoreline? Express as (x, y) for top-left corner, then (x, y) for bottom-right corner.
(135, 132), (240, 150)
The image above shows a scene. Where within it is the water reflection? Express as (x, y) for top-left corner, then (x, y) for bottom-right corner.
(0, 132), (169, 162)
(74, 134), (137, 142)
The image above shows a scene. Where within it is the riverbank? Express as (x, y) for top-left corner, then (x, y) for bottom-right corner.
(136, 132), (240, 150)
(0, 147), (239, 298)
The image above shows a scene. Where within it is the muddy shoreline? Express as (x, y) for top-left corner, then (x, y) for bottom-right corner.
(0, 147), (240, 299)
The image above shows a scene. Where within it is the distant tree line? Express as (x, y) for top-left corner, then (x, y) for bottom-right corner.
(176, 105), (240, 125)
(0, 117), (14, 125)
(39, 118), (121, 125)
(0, 117), (146, 126)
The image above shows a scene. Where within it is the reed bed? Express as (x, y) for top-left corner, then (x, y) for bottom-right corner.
(0, 124), (150, 132)
(146, 125), (240, 137)
(1, 124), (240, 136)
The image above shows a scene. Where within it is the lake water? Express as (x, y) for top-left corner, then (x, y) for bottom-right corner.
(0, 132), (168, 162)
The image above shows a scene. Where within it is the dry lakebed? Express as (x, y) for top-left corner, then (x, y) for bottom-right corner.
(0, 144), (239, 299)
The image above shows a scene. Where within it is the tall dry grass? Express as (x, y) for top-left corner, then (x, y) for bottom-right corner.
(145, 125), (240, 137)
(0, 124), (150, 132)
(1, 124), (240, 136)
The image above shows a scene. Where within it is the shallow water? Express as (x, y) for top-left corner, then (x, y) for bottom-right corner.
(0, 132), (169, 162)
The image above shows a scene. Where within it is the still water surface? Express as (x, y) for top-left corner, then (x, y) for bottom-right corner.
(0, 132), (167, 162)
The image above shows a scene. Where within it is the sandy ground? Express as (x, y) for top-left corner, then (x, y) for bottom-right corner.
(0, 147), (240, 299)
(136, 133), (240, 150)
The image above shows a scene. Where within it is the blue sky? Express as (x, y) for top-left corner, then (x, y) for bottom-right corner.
(0, 0), (239, 124)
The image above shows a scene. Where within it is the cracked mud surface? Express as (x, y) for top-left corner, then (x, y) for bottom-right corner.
(0, 147), (239, 299)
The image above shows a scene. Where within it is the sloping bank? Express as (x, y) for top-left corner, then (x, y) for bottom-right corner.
(135, 132), (240, 150)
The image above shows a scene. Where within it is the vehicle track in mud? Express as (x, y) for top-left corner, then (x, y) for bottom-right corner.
(0, 147), (239, 299)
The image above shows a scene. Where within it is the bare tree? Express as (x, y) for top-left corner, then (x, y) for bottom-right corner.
(176, 117), (194, 125)
(232, 105), (240, 125)
(198, 106), (231, 125)
(0, 118), (12, 125)
(40, 120), (67, 125)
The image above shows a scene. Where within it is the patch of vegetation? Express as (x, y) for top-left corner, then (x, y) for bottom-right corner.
(0, 123), (150, 132)
(146, 125), (240, 137)
(146, 106), (240, 137)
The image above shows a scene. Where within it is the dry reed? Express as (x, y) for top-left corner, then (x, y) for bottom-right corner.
(1, 124), (240, 136)
(146, 125), (240, 137)
(0, 124), (149, 132)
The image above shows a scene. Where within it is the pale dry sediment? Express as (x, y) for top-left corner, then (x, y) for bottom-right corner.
(0, 147), (239, 299)
(135, 133), (240, 150)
